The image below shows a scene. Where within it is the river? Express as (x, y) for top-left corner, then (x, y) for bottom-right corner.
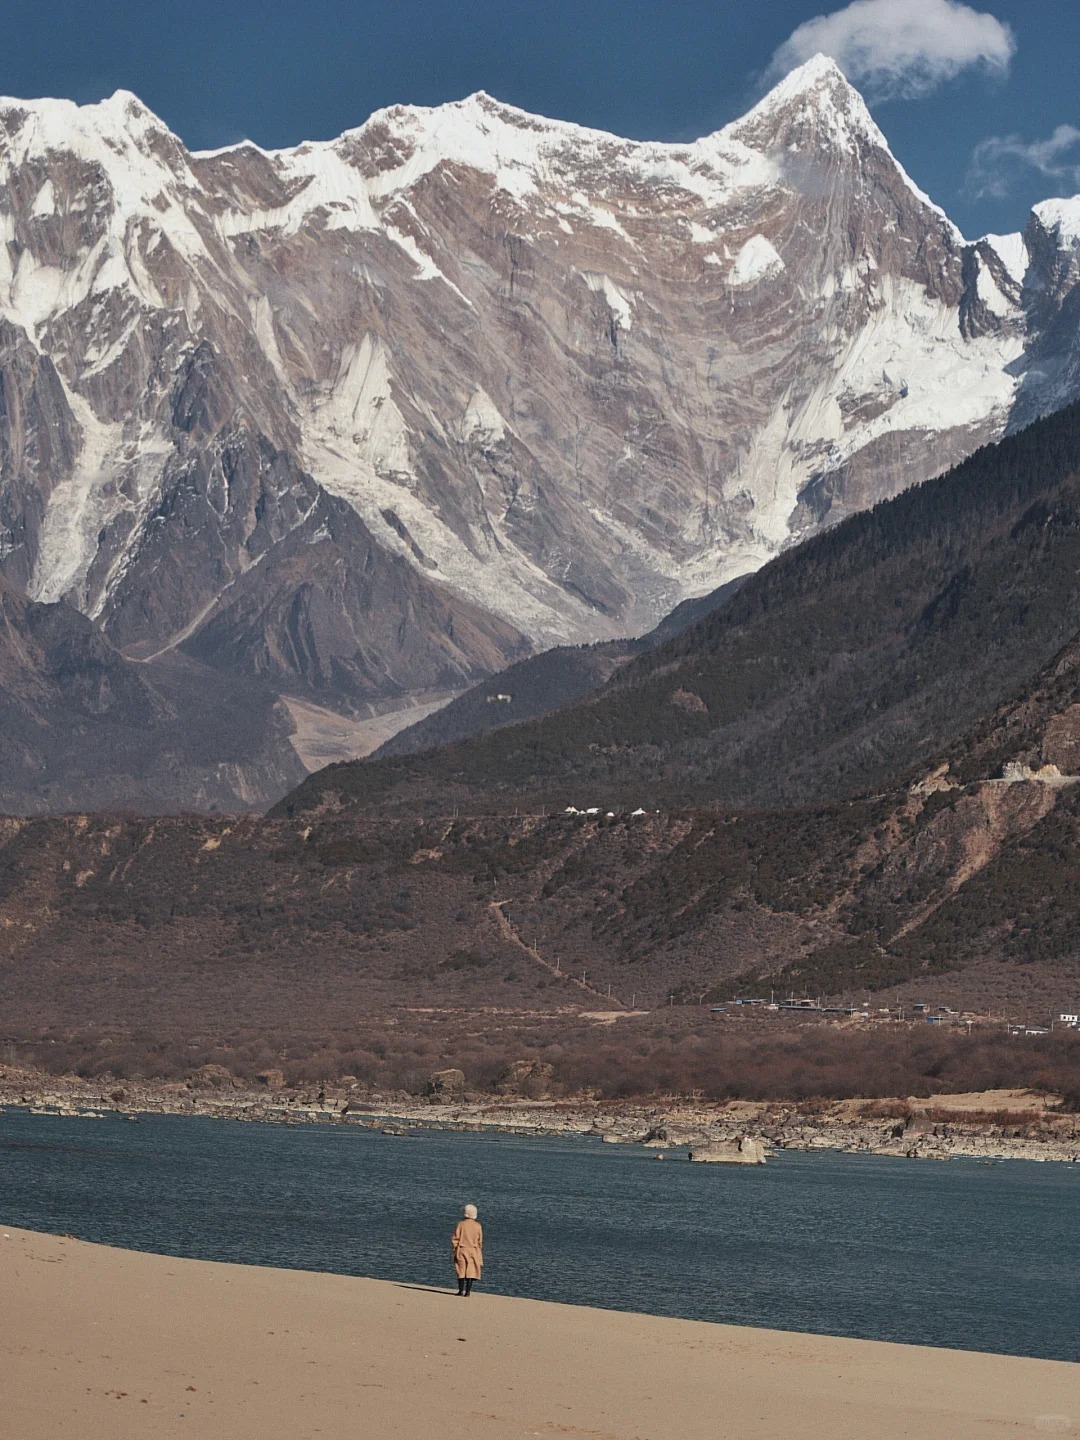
(1, 1109), (1076, 1360)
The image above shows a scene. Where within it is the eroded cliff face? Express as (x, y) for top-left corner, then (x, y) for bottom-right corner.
(0, 573), (305, 814)
(2, 56), (1078, 739)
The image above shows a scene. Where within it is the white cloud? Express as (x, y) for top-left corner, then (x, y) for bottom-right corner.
(767, 0), (1015, 101)
(968, 125), (1080, 200)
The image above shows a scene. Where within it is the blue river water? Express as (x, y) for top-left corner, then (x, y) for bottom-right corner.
(1, 1108), (1077, 1361)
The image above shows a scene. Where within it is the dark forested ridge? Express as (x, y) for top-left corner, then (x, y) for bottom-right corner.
(282, 401), (1080, 819)
(373, 577), (746, 760)
(373, 639), (644, 760)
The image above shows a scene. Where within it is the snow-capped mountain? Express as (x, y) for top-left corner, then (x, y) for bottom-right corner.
(2, 55), (1079, 737)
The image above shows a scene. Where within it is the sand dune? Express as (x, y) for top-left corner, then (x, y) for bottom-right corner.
(2, 1225), (1076, 1439)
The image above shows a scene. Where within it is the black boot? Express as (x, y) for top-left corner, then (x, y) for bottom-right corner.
(457, 1278), (466, 1295)
(464, 1278), (474, 1297)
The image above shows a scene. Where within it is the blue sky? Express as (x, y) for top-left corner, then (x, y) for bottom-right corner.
(2, 0), (1078, 239)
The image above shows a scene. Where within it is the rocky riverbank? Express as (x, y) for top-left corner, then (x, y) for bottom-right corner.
(2, 1065), (1078, 1164)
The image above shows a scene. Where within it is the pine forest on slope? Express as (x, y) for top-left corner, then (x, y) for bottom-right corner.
(372, 576), (746, 760)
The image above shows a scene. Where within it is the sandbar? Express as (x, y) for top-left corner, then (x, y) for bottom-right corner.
(2, 1225), (1076, 1439)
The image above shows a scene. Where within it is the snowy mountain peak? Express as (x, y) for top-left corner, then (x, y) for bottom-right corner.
(735, 53), (886, 151)
(30, 63), (938, 239)
(982, 231), (1029, 286)
(0, 88), (172, 151)
(100, 88), (156, 118)
(1032, 197), (1080, 246)
(3, 69), (1080, 739)
(727, 56), (964, 244)
(760, 52), (852, 100)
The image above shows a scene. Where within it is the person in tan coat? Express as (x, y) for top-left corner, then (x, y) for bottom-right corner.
(452, 1203), (483, 1296)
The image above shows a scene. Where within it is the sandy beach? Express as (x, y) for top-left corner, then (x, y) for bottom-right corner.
(2, 1226), (1076, 1439)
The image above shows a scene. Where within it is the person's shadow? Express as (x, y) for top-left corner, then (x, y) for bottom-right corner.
(393, 1282), (459, 1297)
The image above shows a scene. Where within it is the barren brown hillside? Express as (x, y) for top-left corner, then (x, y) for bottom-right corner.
(2, 637), (1079, 1097)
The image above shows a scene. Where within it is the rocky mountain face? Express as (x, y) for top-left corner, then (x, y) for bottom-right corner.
(5, 57), (1080, 807)
(0, 572), (305, 813)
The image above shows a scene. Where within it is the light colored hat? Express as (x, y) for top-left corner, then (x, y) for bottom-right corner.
(463, 1203), (478, 1220)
